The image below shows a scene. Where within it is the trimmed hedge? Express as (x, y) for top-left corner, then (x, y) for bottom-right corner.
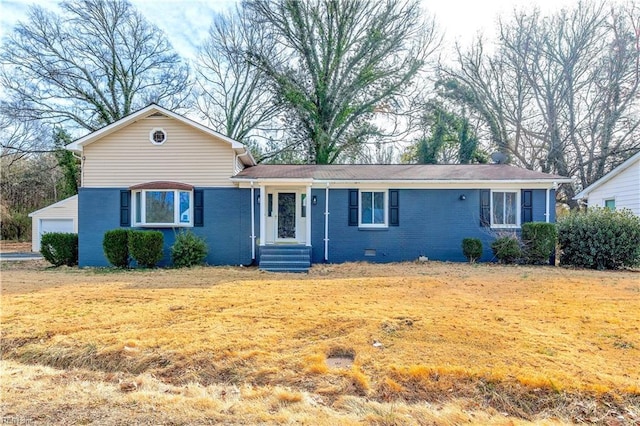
(103, 229), (130, 268)
(461, 238), (483, 263)
(491, 235), (522, 264)
(521, 222), (557, 265)
(171, 230), (208, 267)
(129, 230), (164, 268)
(557, 208), (640, 269)
(41, 232), (78, 266)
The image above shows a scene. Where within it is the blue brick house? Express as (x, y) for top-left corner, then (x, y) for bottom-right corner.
(65, 105), (571, 271)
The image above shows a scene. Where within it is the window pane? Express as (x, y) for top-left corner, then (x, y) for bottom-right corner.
(605, 199), (615, 210)
(505, 192), (517, 224)
(361, 192), (372, 224)
(373, 192), (385, 224)
(492, 192), (504, 224)
(135, 191), (141, 223)
(145, 191), (174, 223)
(179, 191), (190, 223)
(301, 194), (306, 218)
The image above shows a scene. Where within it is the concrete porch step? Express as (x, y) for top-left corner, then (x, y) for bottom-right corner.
(259, 245), (311, 273)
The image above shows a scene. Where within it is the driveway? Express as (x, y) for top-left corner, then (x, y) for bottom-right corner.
(0, 252), (43, 261)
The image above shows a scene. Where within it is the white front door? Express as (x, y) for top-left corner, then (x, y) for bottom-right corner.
(265, 189), (307, 244)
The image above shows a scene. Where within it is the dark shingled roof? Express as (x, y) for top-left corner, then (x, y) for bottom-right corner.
(233, 164), (569, 181)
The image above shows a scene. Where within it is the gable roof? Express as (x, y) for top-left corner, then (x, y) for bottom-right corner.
(233, 164), (571, 183)
(574, 151), (640, 200)
(28, 195), (78, 217)
(65, 104), (256, 167)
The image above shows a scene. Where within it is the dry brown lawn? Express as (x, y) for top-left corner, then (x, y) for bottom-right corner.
(1, 260), (639, 425)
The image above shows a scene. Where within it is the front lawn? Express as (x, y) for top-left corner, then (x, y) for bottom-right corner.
(1, 262), (638, 424)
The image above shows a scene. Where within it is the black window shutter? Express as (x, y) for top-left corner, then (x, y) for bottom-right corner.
(480, 189), (490, 227)
(348, 189), (359, 226)
(522, 190), (533, 224)
(120, 190), (131, 227)
(389, 189), (399, 226)
(194, 189), (204, 227)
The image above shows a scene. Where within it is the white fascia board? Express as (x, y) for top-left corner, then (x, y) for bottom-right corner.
(232, 178), (571, 189)
(233, 148), (257, 167)
(574, 151), (640, 200)
(67, 104), (159, 150)
(232, 178), (315, 187)
(311, 178), (572, 185)
(28, 195), (78, 217)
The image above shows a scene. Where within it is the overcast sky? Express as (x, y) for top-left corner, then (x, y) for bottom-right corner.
(1, 0), (576, 59)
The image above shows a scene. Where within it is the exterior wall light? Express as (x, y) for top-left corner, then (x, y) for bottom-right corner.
(459, 195), (466, 201)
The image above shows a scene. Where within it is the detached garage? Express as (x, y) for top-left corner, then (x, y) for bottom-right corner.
(29, 195), (78, 252)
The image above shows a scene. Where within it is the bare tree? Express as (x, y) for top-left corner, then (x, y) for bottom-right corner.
(440, 1), (640, 202)
(0, 0), (191, 132)
(245, 0), (440, 164)
(195, 7), (284, 145)
(0, 113), (51, 166)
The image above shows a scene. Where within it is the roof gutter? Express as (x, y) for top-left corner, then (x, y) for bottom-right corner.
(230, 177), (573, 186)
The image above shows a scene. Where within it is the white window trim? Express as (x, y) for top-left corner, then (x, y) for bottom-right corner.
(490, 190), (520, 228)
(149, 128), (167, 145)
(359, 189), (388, 228)
(132, 189), (193, 227)
(604, 198), (616, 210)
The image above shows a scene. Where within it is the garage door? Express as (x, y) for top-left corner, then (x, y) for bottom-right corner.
(36, 218), (74, 252)
(41, 219), (74, 236)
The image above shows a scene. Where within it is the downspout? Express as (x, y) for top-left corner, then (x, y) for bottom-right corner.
(546, 181), (558, 223)
(250, 181), (256, 261)
(259, 186), (266, 249)
(545, 188), (550, 223)
(72, 152), (84, 187)
(324, 183), (330, 262)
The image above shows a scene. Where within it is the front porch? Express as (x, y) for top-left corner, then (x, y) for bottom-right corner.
(257, 184), (315, 272)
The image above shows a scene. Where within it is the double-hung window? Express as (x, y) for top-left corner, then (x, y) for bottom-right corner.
(133, 189), (192, 227)
(491, 190), (519, 227)
(360, 190), (387, 227)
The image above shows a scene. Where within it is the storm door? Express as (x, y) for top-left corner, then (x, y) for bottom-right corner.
(277, 192), (296, 240)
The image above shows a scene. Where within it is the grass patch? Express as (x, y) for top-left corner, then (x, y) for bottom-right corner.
(1, 261), (639, 423)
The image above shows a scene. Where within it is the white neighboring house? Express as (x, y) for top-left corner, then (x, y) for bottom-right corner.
(28, 195), (78, 252)
(574, 151), (640, 215)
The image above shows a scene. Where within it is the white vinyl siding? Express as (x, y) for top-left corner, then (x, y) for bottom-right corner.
(587, 160), (639, 216)
(82, 117), (236, 187)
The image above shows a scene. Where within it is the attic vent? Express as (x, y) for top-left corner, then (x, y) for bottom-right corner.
(150, 128), (167, 145)
(149, 112), (167, 117)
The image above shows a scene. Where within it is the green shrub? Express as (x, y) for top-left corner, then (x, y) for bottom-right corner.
(128, 230), (164, 268)
(521, 222), (557, 265)
(103, 229), (130, 268)
(171, 230), (208, 267)
(557, 208), (640, 270)
(491, 234), (522, 264)
(41, 233), (78, 266)
(461, 238), (483, 263)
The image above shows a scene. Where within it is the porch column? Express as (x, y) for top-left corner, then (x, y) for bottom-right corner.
(259, 185), (266, 246)
(306, 185), (312, 246)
